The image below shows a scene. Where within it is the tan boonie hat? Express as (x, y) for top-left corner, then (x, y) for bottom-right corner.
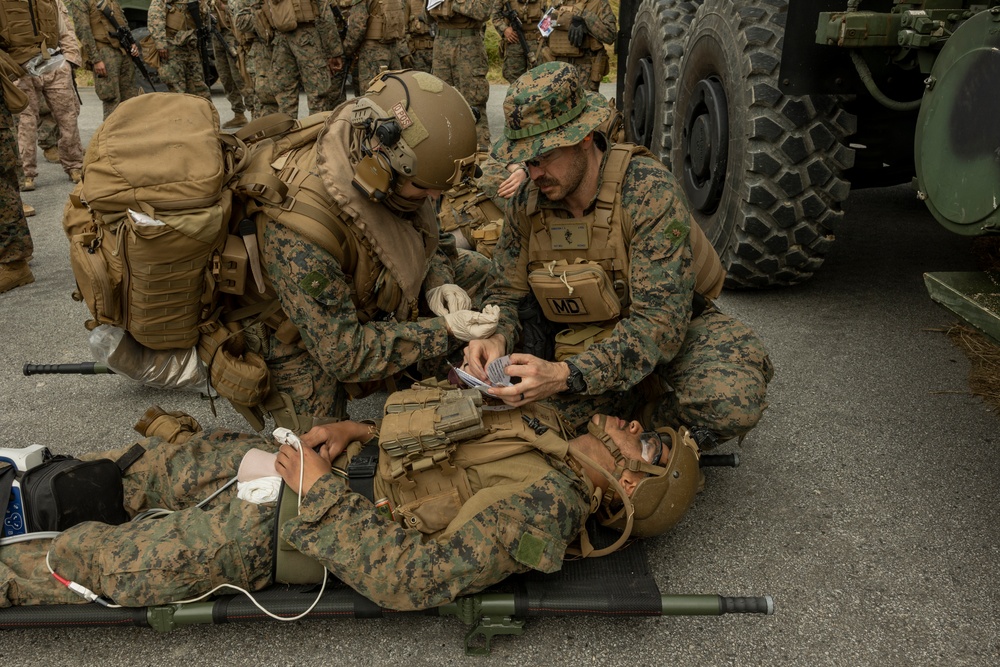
(491, 61), (611, 165)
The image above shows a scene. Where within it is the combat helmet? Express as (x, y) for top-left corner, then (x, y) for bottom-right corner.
(491, 61), (612, 165)
(350, 69), (479, 198)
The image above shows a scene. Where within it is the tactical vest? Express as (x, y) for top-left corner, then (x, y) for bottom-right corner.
(438, 152), (505, 258)
(164, 0), (198, 34)
(213, 0), (234, 32)
(87, 0), (125, 47)
(545, 0), (603, 57)
(522, 144), (725, 327)
(509, 0), (543, 24)
(405, 0), (430, 36)
(266, 0), (316, 32)
(0, 0), (59, 64)
(429, 0), (491, 27)
(363, 0), (405, 42)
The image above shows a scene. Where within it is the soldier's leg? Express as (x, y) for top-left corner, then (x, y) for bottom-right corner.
(0, 107), (34, 280)
(454, 34), (491, 151)
(183, 48), (212, 99)
(250, 42), (279, 117)
(289, 26), (335, 113)
(14, 78), (40, 185)
(93, 47), (128, 117)
(270, 33), (301, 117)
(36, 95), (58, 154)
(116, 53), (140, 107)
(501, 40), (528, 84)
(647, 308), (774, 444)
(42, 68), (85, 176)
(266, 341), (348, 426)
(214, 32), (247, 116)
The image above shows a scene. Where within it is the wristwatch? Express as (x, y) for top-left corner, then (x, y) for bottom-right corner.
(565, 362), (587, 394)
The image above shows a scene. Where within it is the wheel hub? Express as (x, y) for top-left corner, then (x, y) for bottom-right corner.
(629, 58), (655, 148)
(681, 77), (729, 213)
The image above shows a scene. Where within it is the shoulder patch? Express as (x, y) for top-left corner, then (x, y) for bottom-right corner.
(663, 218), (690, 253)
(514, 531), (548, 569)
(300, 271), (331, 298)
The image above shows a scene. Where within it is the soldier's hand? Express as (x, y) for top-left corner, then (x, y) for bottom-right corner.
(463, 333), (507, 381)
(503, 26), (518, 44)
(426, 283), (472, 316)
(568, 16), (588, 48)
(130, 44), (140, 57)
(300, 421), (371, 462)
(94, 60), (107, 77)
(328, 56), (343, 73)
(444, 304), (500, 342)
(497, 165), (528, 198)
(487, 354), (570, 405)
(159, 48), (169, 61)
(275, 443), (332, 495)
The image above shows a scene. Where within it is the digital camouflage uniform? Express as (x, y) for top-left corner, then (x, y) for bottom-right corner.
(0, 408), (590, 610)
(65, 0), (138, 118)
(148, 0), (212, 98)
(211, 0), (253, 119)
(491, 0), (543, 83)
(342, 0), (403, 94)
(536, 0), (615, 92)
(0, 99), (33, 272)
(16, 0), (85, 182)
(429, 0), (494, 151)
(268, 0), (343, 117)
(404, 0), (433, 73)
(489, 63), (773, 440)
(229, 0), (279, 117)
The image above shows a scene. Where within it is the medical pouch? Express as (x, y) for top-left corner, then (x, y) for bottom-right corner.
(553, 324), (613, 362)
(266, 0), (298, 32)
(528, 262), (621, 323)
(21, 457), (129, 532)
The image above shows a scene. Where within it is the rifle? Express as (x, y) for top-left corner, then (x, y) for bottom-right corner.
(97, 0), (157, 90)
(210, 14), (238, 59)
(187, 1), (214, 85)
(330, 4), (348, 40)
(501, 1), (532, 64)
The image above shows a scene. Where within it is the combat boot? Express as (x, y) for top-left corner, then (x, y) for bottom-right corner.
(0, 261), (34, 294)
(23, 203), (36, 217)
(223, 112), (248, 129)
(133, 405), (203, 444)
(21, 177), (35, 191)
(43, 146), (59, 163)
(68, 168), (82, 184)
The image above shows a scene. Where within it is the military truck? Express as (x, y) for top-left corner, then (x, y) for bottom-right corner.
(616, 1), (1000, 297)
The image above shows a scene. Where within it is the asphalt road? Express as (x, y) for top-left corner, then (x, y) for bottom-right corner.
(1, 85), (997, 666)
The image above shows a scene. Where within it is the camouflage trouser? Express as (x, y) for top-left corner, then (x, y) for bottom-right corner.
(0, 431), (276, 608)
(549, 307), (774, 444)
(213, 29), (253, 115)
(246, 40), (279, 117)
(355, 40), (401, 94)
(409, 44), (433, 74)
(159, 42), (211, 99)
(271, 24), (337, 118)
(36, 96), (57, 150)
(432, 30), (491, 151)
(0, 105), (32, 265)
(499, 36), (539, 84)
(265, 336), (350, 425)
(15, 64), (84, 179)
(92, 43), (139, 119)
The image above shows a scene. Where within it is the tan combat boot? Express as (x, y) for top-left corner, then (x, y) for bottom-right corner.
(43, 146), (60, 163)
(223, 112), (248, 129)
(0, 260), (35, 295)
(21, 177), (35, 191)
(133, 405), (204, 444)
(23, 203), (36, 217)
(68, 168), (82, 184)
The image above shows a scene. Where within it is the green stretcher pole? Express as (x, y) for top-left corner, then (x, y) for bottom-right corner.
(23, 362), (115, 375)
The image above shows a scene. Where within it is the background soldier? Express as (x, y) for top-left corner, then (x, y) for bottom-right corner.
(429, 0), (494, 151)
(404, 0), (433, 73)
(491, 0), (542, 83)
(230, 0), (278, 117)
(65, 0), (138, 118)
(536, 0), (615, 92)
(148, 0), (212, 98)
(267, 0), (343, 117)
(341, 0), (405, 93)
(16, 0), (86, 189)
(211, 0), (252, 127)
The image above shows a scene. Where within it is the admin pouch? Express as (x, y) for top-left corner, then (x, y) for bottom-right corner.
(528, 260), (621, 323)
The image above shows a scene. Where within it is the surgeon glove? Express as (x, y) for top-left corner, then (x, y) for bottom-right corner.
(568, 16), (588, 48)
(444, 304), (501, 342)
(426, 283), (473, 316)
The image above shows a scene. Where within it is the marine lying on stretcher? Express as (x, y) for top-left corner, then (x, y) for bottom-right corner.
(0, 385), (702, 612)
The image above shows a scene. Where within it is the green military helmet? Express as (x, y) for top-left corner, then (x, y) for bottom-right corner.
(350, 69), (479, 191)
(491, 61), (612, 165)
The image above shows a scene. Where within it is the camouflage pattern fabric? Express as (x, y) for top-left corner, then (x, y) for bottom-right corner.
(491, 0), (543, 84)
(229, 0), (279, 117)
(535, 0), (615, 92)
(431, 31), (490, 151)
(491, 61), (609, 165)
(211, 11), (252, 116)
(404, 0), (433, 73)
(342, 0), (402, 94)
(15, 63), (84, 179)
(486, 150), (773, 441)
(36, 96), (57, 150)
(270, 20), (342, 117)
(65, 0), (139, 118)
(0, 102), (32, 265)
(148, 0), (212, 98)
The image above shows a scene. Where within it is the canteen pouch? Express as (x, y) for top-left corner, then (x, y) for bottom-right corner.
(21, 457), (129, 531)
(528, 262), (621, 323)
(267, 0), (299, 32)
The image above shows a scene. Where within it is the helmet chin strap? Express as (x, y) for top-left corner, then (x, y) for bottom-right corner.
(566, 447), (634, 558)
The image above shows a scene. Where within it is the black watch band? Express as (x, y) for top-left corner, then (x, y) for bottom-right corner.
(565, 362), (586, 394)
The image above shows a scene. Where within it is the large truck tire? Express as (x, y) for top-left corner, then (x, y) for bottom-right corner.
(625, 0), (857, 288)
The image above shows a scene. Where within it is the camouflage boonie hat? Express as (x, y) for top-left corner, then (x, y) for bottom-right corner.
(491, 62), (612, 165)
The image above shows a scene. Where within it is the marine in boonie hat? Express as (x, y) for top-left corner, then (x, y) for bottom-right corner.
(491, 61), (612, 165)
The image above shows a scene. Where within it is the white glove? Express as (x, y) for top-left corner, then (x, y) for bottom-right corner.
(444, 304), (500, 342)
(426, 283), (473, 316)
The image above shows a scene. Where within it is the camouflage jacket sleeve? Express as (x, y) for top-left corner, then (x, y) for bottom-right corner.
(490, 1), (511, 35)
(483, 180), (536, 352)
(147, 0), (169, 49)
(65, 0), (98, 64)
(262, 221), (453, 383)
(281, 458), (591, 610)
(577, 0), (616, 45)
(316, 1), (344, 58)
(421, 233), (458, 292)
(341, 0), (369, 58)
